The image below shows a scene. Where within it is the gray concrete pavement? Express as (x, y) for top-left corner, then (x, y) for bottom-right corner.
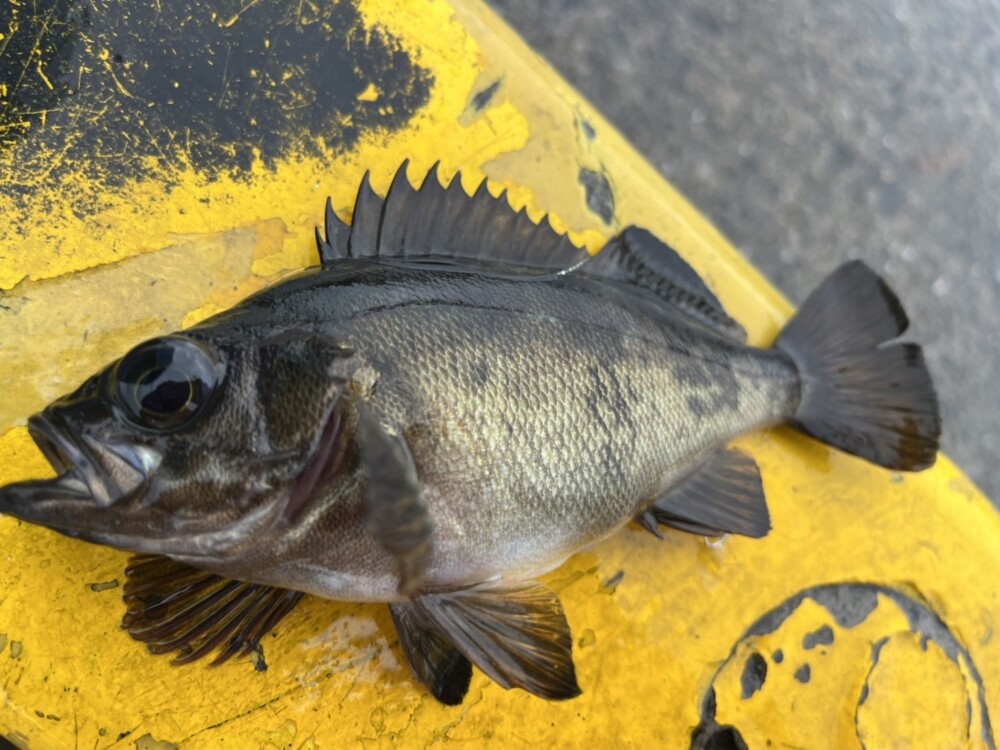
(489, 0), (1000, 502)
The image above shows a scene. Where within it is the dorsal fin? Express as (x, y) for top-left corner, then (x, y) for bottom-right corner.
(582, 227), (747, 341)
(316, 161), (590, 272)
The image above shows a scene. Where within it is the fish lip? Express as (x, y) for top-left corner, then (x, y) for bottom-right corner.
(27, 413), (112, 506)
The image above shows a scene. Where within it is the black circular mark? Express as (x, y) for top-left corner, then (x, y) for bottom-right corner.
(739, 652), (767, 699)
(772, 649), (784, 664)
(803, 624), (835, 650)
(690, 583), (995, 749)
(794, 664), (811, 684)
(1, 1), (432, 188)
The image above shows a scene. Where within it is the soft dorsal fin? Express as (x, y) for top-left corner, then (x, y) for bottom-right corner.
(121, 554), (304, 666)
(316, 161), (591, 272)
(583, 227), (747, 341)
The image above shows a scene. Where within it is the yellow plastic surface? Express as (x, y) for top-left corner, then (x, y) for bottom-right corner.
(1, 1), (997, 748)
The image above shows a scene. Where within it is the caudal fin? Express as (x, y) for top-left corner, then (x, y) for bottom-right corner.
(775, 261), (940, 471)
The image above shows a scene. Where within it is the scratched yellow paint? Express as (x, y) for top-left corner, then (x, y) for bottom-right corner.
(0, 1), (997, 748)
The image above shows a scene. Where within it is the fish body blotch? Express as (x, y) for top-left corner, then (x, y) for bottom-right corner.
(0, 163), (940, 703)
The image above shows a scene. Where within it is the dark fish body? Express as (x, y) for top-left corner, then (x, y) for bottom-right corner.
(186, 261), (798, 600)
(0, 164), (940, 703)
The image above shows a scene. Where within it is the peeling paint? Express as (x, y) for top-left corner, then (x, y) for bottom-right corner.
(133, 733), (178, 750)
(698, 585), (995, 748)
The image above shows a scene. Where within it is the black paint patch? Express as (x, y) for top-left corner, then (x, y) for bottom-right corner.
(694, 583), (996, 750)
(794, 663), (811, 683)
(803, 624), (835, 649)
(1, 0), (432, 186)
(578, 166), (615, 224)
(739, 652), (767, 699)
(689, 725), (749, 750)
(772, 648), (784, 664)
(471, 78), (503, 111)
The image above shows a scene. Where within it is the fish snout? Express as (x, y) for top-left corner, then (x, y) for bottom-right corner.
(26, 412), (153, 508)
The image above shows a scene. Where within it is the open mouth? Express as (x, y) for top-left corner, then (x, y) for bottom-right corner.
(24, 413), (107, 505)
(29, 414), (84, 476)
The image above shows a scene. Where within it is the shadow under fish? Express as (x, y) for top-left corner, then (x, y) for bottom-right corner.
(0, 162), (940, 705)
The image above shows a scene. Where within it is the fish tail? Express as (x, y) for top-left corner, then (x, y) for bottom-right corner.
(775, 261), (940, 470)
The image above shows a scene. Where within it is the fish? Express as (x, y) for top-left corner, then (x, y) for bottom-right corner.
(0, 162), (940, 705)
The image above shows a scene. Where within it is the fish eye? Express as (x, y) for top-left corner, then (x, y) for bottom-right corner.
(113, 336), (225, 431)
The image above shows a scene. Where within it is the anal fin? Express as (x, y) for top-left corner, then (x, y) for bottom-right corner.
(121, 555), (304, 666)
(390, 584), (580, 704)
(638, 448), (770, 539)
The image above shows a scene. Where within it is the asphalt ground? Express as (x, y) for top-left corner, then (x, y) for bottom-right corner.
(489, 0), (1000, 503)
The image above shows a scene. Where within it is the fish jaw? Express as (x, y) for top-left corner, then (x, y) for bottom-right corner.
(0, 465), (290, 561)
(27, 412), (157, 507)
(0, 410), (144, 536)
(0, 413), (283, 560)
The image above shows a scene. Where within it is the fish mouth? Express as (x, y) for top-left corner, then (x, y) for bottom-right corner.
(23, 413), (109, 504)
(0, 417), (94, 519)
(27, 413), (157, 508)
(0, 414), (149, 528)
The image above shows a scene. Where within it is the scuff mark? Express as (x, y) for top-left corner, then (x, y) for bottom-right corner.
(599, 569), (624, 594)
(87, 579), (119, 593)
(578, 166), (615, 225)
(133, 733), (177, 750)
(470, 77), (502, 112)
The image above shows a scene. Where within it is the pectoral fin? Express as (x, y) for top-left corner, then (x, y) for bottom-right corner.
(121, 555), (303, 666)
(356, 401), (433, 596)
(638, 448), (770, 539)
(391, 584), (581, 704)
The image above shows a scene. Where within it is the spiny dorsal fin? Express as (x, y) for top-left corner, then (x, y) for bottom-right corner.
(121, 554), (304, 666)
(583, 227), (747, 341)
(316, 161), (590, 272)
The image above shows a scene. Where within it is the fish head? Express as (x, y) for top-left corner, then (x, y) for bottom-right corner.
(0, 329), (353, 562)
